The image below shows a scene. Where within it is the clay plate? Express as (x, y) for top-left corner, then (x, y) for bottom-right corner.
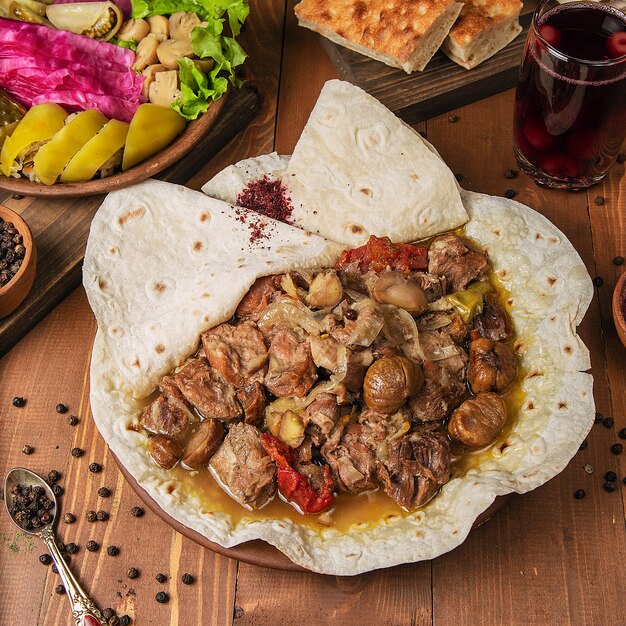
(113, 451), (512, 572)
(612, 270), (626, 348)
(0, 95), (227, 198)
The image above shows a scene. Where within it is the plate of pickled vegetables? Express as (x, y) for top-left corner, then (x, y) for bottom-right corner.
(0, 0), (248, 196)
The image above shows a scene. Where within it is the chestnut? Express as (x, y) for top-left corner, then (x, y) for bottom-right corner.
(363, 356), (423, 414)
(148, 434), (181, 470)
(468, 338), (517, 393)
(448, 392), (507, 448)
(371, 271), (429, 314)
(182, 419), (224, 469)
(306, 270), (343, 308)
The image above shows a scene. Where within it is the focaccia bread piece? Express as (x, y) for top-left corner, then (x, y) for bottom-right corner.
(441, 0), (523, 69)
(294, 0), (464, 73)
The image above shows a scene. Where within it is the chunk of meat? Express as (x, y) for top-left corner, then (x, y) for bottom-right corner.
(209, 423), (276, 510)
(174, 358), (241, 421)
(236, 381), (267, 425)
(265, 329), (317, 398)
(330, 299), (385, 347)
(411, 272), (447, 302)
(419, 330), (468, 379)
(301, 393), (341, 446)
(428, 234), (488, 292)
(416, 310), (467, 344)
(309, 334), (373, 392)
(322, 423), (380, 493)
(202, 321), (268, 388)
(236, 275), (282, 318)
(377, 431), (451, 510)
(409, 361), (466, 423)
(472, 299), (512, 341)
(140, 393), (195, 440)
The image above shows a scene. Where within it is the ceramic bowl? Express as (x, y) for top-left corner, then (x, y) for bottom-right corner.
(612, 270), (626, 349)
(0, 204), (36, 318)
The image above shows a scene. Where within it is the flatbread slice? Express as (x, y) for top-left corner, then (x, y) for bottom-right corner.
(283, 80), (469, 247)
(83, 179), (342, 398)
(441, 0), (523, 69)
(295, 0), (463, 73)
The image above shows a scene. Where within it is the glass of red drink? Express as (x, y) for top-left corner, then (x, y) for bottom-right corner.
(514, 0), (626, 189)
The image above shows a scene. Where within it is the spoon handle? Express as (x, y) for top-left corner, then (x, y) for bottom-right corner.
(40, 527), (107, 626)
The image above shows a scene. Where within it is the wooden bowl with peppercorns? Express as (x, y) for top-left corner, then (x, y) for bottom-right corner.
(0, 204), (36, 318)
(612, 270), (626, 349)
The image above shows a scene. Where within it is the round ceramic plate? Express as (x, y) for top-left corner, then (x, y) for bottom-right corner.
(113, 452), (512, 572)
(0, 96), (227, 198)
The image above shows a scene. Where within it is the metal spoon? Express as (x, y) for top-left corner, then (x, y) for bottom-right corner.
(4, 467), (107, 626)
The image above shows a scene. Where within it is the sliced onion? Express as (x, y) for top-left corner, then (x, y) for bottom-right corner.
(416, 312), (453, 331)
(380, 304), (425, 361)
(256, 297), (322, 335)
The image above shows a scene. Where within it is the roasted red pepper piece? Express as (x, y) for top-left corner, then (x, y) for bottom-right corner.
(336, 235), (428, 273)
(260, 434), (334, 514)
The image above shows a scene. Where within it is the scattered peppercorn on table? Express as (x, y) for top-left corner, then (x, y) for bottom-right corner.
(1, 0), (625, 624)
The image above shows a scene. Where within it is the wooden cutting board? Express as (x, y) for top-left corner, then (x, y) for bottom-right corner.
(0, 86), (261, 357)
(318, 1), (536, 124)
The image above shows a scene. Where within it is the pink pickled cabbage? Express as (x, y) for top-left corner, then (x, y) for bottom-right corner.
(52, 0), (132, 20)
(0, 18), (144, 122)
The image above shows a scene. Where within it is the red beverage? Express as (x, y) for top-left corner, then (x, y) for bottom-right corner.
(514, 1), (626, 188)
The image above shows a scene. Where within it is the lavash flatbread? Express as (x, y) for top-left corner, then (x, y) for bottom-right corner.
(83, 179), (342, 398)
(88, 172), (594, 573)
(282, 80), (469, 247)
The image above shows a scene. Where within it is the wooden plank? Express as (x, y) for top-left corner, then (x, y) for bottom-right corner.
(427, 91), (626, 625)
(0, 86), (261, 357)
(314, 2), (536, 124)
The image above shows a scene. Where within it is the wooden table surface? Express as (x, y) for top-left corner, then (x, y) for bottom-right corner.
(1, 2), (625, 624)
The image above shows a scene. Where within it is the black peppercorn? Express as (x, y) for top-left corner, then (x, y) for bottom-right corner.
(614, 256), (625, 266)
(448, 114), (459, 123)
(578, 439), (588, 451)
(65, 542), (78, 555)
(109, 617), (120, 626)
(22, 444), (33, 455)
(155, 591), (169, 604)
(617, 153), (626, 164)
(12, 396), (26, 408)
(47, 470), (61, 485)
(55, 584), (66, 595)
(86, 510), (97, 523)
(86, 540), (99, 552)
(89, 462), (102, 473)
(55, 403), (68, 414)
(344, 309), (357, 321)
(594, 412), (603, 424)
(103, 608), (115, 620)
(71, 447), (84, 458)
(603, 417), (614, 428)
(127, 567), (140, 579)
(610, 443), (623, 455)
(52, 484), (63, 497)
(156, 573), (167, 584)
(96, 510), (109, 521)
(619, 428), (626, 440)
(504, 169), (518, 179)
(131, 506), (145, 518)
(574, 489), (586, 499)
(594, 196), (605, 205)
(39, 553), (52, 565)
(592, 276), (604, 287)
(504, 189), (517, 199)
(181, 573), (194, 585)
(119, 616), (131, 626)
(604, 471), (617, 482)
(455, 173), (464, 182)
(98, 487), (111, 498)
(623, 476), (626, 486)
(107, 545), (119, 556)
(604, 481), (617, 493)
(63, 513), (76, 524)
(52, 564), (58, 574)
(67, 414), (79, 426)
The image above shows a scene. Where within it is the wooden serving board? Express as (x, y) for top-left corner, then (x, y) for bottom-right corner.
(318, 1), (536, 125)
(0, 86), (261, 357)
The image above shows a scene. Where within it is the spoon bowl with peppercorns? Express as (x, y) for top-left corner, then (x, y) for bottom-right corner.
(0, 204), (37, 318)
(3, 468), (107, 626)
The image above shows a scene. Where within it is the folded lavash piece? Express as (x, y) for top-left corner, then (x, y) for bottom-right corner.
(294, 0), (463, 73)
(441, 0), (523, 70)
(83, 179), (342, 398)
(281, 80), (469, 248)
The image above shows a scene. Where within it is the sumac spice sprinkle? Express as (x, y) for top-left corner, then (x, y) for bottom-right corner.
(39, 554), (52, 565)
(98, 487), (111, 498)
(236, 176), (293, 224)
(181, 573), (194, 585)
(131, 506), (144, 518)
(55, 403), (68, 414)
(86, 540), (99, 552)
(106, 545), (119, 556)
(89, 462), (102, 473)
(12, 396), (26, 408)
(71, 447), (84, 458)
(155, 591), (169, 604)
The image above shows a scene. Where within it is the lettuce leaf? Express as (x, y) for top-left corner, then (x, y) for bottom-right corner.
(111, 38), (138, 52)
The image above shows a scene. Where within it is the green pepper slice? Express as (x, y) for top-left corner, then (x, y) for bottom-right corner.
(34, 110), (108, 185)
(60, 119), (129, 183)
(0, 103), (68, 176)
(446, 281), (492, 323)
